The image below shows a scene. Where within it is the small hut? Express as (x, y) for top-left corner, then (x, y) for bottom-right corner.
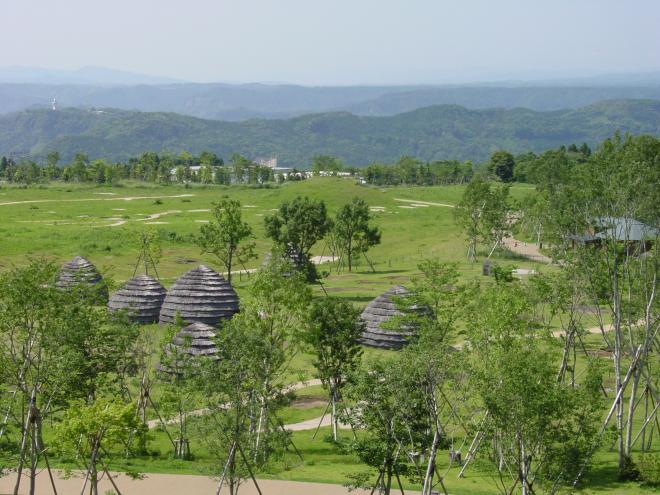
(56, 256), (108, 300)
(360, 285), (419, 350)
(159, 265), (239, 326)
(171, 322), (219, 358)
(108, 275), (167, 324)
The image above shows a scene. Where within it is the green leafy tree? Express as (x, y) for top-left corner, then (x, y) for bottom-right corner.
(334, 197), (381, 272)
(488, 150), (515, 182)
(197, 259), (311, 494)
(344, 357), (428, 495)
(197, 199), (256, 284)
(264, 196), (332, 279)
(54, 399), (143, 495)
(465, 284), (603, 494)
(454, 175), (491, 261)
(305, 297), (363, 440)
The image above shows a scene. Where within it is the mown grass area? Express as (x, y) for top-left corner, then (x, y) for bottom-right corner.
(0, 179), (657, 494)
(0, 178), (544, 304)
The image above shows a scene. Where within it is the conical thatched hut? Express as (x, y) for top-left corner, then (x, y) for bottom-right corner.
(159, 265), (239, 326)
(360, 285), (418, 350)
(56, 256), (108, 300)
(172, 322), (219, 358)
(108, 275), (167, 324)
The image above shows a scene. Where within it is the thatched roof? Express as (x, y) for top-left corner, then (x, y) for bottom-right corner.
(159, 265), (239, 326)
(56, 256), (108, 300)
(108, 275), (167, 324)
(360, 285), (416, 350)
(172, 322), (219, 358)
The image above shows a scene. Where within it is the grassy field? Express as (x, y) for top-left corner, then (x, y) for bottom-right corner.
(0, 179), (543, 301)
(0, 179), (656, 494)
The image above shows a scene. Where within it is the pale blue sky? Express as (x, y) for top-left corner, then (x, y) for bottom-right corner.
(3, 0), (659, 84)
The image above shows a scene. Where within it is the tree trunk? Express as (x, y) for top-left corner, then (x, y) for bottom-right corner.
(385, 462), (393, 495)
(331, 388), (338, 442)
(520, 438), (528, 495)
(624, 370), (640, 457)
(422, 428), (441, 494)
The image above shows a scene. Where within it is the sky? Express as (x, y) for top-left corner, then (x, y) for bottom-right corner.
(2, 0), (659, 85)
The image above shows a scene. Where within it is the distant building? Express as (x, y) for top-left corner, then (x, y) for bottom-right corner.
(256, 157), (278, 169)
(570, 217), (659, 253)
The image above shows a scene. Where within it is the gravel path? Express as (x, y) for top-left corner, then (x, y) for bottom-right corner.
(393, 198), (455, 208)
(147, 379), (323, 429)
(0, 471), (381, 495)
(501, 237), (552, 263)
(0, 194), (194, 206)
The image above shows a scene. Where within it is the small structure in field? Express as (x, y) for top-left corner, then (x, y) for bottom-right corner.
(171, 322), (219, 359)
(108, 275), (167, 324)
(56, 256), (108, 300)
(159, 265), (239, 326)
(360, 285), (419, 350)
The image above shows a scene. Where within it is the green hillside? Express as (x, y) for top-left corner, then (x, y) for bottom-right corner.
(1, 99), (658, 166)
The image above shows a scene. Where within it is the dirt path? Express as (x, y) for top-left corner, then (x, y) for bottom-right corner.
(0, 470), (383, 495)
(394, 198), (455, 208)
(502, 237), (552, 264)
(285, 412), (352, 432)
(0, 194), (194, 207)
(147, 379), (323, 429)
(551, 320), (645, 339)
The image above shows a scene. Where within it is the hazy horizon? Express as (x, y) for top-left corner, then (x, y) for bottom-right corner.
(3, 0), (659, 86)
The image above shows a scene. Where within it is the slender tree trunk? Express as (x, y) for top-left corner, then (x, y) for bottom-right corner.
(624, 370), (640, 457)
(611, 258), (625, 471)
(385, 462), (393, 495)
(89, 447), (100, 495)
(422, 428), (441, 494)
(331, 387), (338, 442)
(520, 438), (528, 495)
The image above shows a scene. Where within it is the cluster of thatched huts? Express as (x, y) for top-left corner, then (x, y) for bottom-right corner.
(55, 257), (238, 358)
(55, 256), (422, 354)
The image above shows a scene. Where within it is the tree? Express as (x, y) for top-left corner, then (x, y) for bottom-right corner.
(157, 321), (201, 459)
(454, 175), (491, 261)
(264, 196), (332, 279)
(197, 199), (256, 284)
(550, 134), (660, 478)
(0, 260), (138, 495)
(45, 151), (60, 180)
(465, 284), (603, 495)
(489, 150), (515, 182)
(197, 259), (311, 494)
(333, 197), (381, 272)
(54, 399), (143, 495)
(305, 297), (363, 441)
(344, 357), (428, 495)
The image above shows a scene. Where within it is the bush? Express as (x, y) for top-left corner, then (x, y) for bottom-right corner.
(638, 453), (660, 486)
(618, 454), (640, 481)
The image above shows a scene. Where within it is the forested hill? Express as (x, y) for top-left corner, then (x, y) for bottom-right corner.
(1, 99), (658, 166)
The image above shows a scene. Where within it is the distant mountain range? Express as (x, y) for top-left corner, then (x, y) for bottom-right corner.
(1, 67), (660, 120)
(1, 100), (658, 166)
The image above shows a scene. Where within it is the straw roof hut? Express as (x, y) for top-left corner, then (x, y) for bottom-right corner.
(56, 256), (108, 300)
(108, 275), (167, 324)
(171, 322), (219, 358)
(159, 265), (239, 326)
(360, 285), (419, 350)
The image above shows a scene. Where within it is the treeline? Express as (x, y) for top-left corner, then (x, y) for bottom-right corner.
(359, 143), (593, 186)
(0, 151), (300, 185)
